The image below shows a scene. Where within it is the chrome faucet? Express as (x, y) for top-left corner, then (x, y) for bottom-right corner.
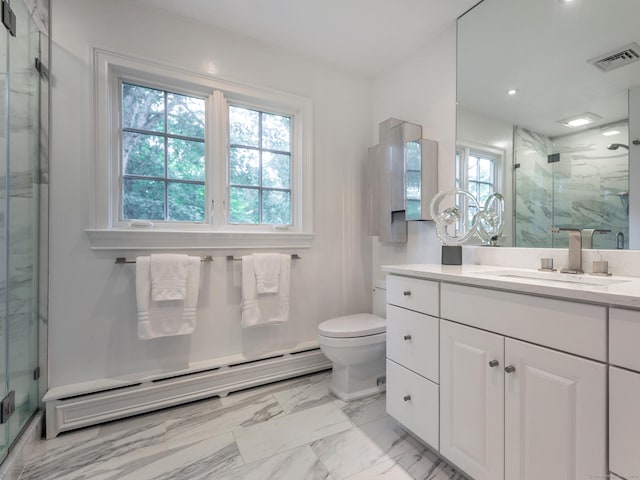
(551, 227), (583, 274)
(581, 229), (611, 249)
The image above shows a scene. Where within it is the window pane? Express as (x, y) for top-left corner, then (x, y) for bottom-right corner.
(229, 187), (259, 223)
(479, 183), (493, 203)
(406, 171), (421, 200)
(479, 158), (493, 182)
(406, 199), (421, 220)
(168, 138), (205, 181)
(123, 178), (164, 220)
(167, 92), (205, 138)
(122, 132), (165, 177)
(229, 147), (260, 186)
(262, 152), (290, 188)
(229, 106), (259, 147)
(406, 141), (421, 171)
(262, 190), (291, 224)
(122, 83), (165, 132)
(262, 113), (291, 152)
(167, 182), (205, 222)
(468, 156), (479, 181)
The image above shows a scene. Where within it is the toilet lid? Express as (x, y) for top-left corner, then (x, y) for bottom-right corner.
(318, 313), (386, 338)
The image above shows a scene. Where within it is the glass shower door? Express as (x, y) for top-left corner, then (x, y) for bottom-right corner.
(6, 0), (39, 446)
(0, 0), (8, 463)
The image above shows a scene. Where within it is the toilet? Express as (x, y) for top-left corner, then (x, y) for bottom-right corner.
(318, 313), (386, 401)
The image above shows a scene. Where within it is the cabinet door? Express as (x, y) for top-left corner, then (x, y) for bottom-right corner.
(440, 320), (504, 480)
(504, 339), (606, 480)
(610, 366), (640, 480)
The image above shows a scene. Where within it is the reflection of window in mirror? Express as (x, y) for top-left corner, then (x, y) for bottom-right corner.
(456, 143), (503, 230)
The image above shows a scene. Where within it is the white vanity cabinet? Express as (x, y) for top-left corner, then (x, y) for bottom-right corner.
(385, 273), (608, 480)
(609, 308), (640, 480)
(440, 320), (606, 480)
(385, 275), (440, 448)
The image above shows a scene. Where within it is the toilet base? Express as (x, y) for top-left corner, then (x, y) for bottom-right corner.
(328, 360), (386, 402)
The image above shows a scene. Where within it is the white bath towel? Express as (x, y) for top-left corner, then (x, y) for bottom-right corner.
(253, 253), (281, 294)
(136, 256), (201, 339)
(150, 253), (189, 301)
(241, 254), (291, 328)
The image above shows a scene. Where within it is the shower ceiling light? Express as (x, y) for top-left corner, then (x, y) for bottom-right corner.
(557, 112), (602, 128)
(602, 129), (621, 137)
(507, 89), (517, 96)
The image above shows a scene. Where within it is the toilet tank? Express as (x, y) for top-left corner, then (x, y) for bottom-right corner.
(373, 280), (386, 318)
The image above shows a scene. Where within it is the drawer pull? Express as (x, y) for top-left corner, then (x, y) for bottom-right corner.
(488, 360), (499, 368)
(504, 365), (516, 374)
(403, 394), (411, 402)
(403, 290), (411, 296)
(403, 334), (412, 341)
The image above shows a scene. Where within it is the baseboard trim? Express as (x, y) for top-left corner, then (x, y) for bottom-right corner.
(45, 348), (330, 439)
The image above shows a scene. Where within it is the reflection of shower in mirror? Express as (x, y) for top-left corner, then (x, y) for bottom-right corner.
(617, 191), (629, 215)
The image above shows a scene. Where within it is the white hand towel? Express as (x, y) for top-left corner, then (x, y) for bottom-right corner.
(241, 254), (290, 328)
(137, 256), (201, 339)
(150, 254), (189, 301)
(253, 253), (281, 294)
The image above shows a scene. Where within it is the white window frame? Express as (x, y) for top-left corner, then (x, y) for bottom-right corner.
(456, 141), (504, 234)
(89, 49), (314, 250)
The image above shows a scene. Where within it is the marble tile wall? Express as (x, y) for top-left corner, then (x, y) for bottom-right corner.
(514, 127), (554, 247)
(514, 126), (630, 249)
(18, 372), (468, 480)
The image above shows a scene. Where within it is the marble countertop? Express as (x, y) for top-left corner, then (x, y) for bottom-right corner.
(382, 264), (640, 309)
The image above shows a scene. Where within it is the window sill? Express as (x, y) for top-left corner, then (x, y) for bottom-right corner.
(85, 228), (315, 252)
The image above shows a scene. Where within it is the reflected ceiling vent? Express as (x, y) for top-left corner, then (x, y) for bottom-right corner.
(588, 42), (640, 72)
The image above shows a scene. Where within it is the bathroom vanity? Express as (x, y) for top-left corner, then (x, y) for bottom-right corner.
(383, 264), (640, 480)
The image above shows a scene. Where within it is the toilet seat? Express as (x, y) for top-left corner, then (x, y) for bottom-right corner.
(318, 313), (385, 338)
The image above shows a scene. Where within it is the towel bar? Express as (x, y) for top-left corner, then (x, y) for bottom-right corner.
(227, 254), (301, 261)
(115, 256), (213, 264)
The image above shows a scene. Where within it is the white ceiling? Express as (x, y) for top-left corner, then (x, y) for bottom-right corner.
(135, 0), (480, 76)
(458, 0), (640, 138)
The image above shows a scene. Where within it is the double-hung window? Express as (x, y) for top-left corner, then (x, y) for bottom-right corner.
(456, 143), (503, 230)
(91, 49), (313, 249)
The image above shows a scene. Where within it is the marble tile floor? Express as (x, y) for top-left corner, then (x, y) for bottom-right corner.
(18, 371), (469, 480)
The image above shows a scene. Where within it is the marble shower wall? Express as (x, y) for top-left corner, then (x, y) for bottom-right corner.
(514, 126), (629, 249)
(514, 127), (554, 247)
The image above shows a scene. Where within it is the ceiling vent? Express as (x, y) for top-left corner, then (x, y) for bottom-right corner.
(588, 42), (640, 72)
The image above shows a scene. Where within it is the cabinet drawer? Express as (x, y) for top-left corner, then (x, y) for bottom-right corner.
(387, 305), (439, 383)
(610, 367), (640, 480)
(386, 359), (439, 450)
(441, 283), (607, 361)
(386, 275), (439, 316)
(610, 308), (640, 371)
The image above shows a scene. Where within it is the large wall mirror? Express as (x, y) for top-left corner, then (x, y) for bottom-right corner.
(457, 0), (640, 249)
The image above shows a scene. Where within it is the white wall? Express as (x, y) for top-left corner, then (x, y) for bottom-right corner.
(371, 26), (458, 282)
(50, 0), (373, 387)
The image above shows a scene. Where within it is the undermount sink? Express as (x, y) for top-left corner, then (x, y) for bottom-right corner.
(483, 270), (630, 286)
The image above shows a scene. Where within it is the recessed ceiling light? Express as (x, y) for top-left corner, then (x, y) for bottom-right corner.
(507, 89), (517, 96)
(557, 112), (602, 128)
(602, 129), (621, 137)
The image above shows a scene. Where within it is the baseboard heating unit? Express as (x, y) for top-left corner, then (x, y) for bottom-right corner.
(43, 345), (330, 439)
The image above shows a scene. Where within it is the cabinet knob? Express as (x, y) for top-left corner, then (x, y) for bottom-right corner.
(504, 365), (516, 374)
(403, 290), (411, 296)
(403, 334), (412, 341)
(488, 360), (499, 368)
(403, 394), (411, 402)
